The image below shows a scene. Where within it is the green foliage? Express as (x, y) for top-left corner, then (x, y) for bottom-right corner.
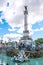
(35, 38), (43, 44)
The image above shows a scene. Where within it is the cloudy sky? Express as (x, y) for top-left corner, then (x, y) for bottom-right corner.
(0, 0), (43, 42)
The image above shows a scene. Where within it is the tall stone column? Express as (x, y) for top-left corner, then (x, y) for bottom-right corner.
(23, 6), (29, 37)
(24, 6), (28, 31)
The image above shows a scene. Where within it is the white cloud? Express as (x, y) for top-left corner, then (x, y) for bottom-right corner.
(8, 28), (16, 32)
(3, 33), (22, 42)
(0, 0), (43, 28)
(0, 0), (24, 28)
(40, 27), (43, 30)
(3, 37), (9, 43)
(17, 26), (24, 34)
(0, 18), (2, 23)
(33, 27), (43, 32)
(0, 37), (1, 40)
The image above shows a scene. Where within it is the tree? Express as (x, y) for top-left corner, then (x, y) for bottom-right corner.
(35, 38), (43, 44)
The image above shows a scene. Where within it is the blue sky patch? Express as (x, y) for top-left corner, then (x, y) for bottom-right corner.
(0, 18), (21, 37)
(32, 31), (43, 40)
(32, 20), (43, 29)
(0, 18), (11, 37)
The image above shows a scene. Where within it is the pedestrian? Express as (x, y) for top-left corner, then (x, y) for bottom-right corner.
(18, 63), (20, 65)
(6, 63), (9, 65)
